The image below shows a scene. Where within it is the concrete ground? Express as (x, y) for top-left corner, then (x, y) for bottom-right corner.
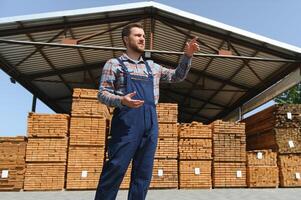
(1, 189), (301, 200)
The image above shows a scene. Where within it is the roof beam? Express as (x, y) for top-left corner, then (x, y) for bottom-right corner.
(160, 88), (226, 108)
(17, 22), (73, 93)
(189, 50), (259, 121)
(0, 54), (66, 113)
(156, 15), (299, 60)
(152, 55), (250, 90)
(212, 62), (300, 122)
(0, 38), (299, 63)
(27, 61), (105, 79)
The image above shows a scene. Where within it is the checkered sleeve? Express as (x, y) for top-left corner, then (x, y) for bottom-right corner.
(98, 59), (123, 108)
(159, 54), (192, 83)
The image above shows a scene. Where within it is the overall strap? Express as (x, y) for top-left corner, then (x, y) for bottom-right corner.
(116, 58), (129, 74)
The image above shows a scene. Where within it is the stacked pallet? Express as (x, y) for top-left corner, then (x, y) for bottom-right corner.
(178, 122), (212, 188)
(243, 104), (301, 152)
(66, 88), (109, 190)
(278, 154), (301, 187)
(0, 137), (26, 191)
(243, 104), (301, 187)
(150, 103), (178, 188)
(246, 150), (278, 187)
(212, 120), (247, 188)
(156, 123), (178, 159)
(24, 113), (69, 191)
(150, 159), (178, 188)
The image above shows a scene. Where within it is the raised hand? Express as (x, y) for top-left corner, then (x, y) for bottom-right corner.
(184, 37), (200, 57)
(121, 91), (144, 108)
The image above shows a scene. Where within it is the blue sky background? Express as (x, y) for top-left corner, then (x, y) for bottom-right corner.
(0, 0), (300, 136)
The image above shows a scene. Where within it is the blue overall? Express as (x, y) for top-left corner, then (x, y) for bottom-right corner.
(95, 58), (158, 200)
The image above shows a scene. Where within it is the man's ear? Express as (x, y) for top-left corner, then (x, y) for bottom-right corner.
(123, 36), (129, 46)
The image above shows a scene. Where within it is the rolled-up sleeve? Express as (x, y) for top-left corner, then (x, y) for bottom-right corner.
(98, 59), (123, 108)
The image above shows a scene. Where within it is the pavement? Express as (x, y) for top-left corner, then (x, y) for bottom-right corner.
(1, 188), (301, 200)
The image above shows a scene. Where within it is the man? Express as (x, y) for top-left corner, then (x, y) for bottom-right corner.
(95, 23), (199, 200)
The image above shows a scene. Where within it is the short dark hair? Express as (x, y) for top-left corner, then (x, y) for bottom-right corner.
(121, 23), (144, 46)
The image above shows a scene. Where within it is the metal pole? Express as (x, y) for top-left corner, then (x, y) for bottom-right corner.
(32, 95), (37, 112)
(0, 39), (300, 63)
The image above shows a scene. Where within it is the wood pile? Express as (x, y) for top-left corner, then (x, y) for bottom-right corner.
(155, 104), (178, 158)
(243, 104), (301, 153)
(246, 150), (278, 188)
(150, 159), (178, 189)
(151, 104), (178, 188)
(156, 103), (178, 123)
(278, 154), (301, 187)
(212, 120), (247, 188)
(66, 146), (105, 189)
(0, 137), (26, 191)
(178, 122), (212, 188)
(66, 88), (108, 190)
(179, 160), (211, 189)
(24, 113), (69, 191)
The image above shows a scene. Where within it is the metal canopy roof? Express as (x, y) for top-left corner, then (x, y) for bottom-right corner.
(0, 1), (300, 123)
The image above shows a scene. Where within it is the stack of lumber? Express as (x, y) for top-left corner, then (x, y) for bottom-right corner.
(243, 104), (301, 153)
(71, 88), (110, 118)
(24, 113), (69, 191)
(0, 137), (26, 191)
(152, 103), (178, 188)
(150, 159), (178, 188)
(212, 120), (247, 188)
(156, 104), (178, 159)
(243, 104), (301, 188)
(278, 154), (301, 187)
(156, 103), (178, 123)
(66, 88), (108, 190)
(246, 150), (278, 187)
(178, 122), (212, 188)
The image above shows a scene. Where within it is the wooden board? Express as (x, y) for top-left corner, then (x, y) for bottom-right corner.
(179, 122), (212, 139)
(179, 138), (212, 160)
(159, 123), (178, 137)
(212, 120), (246, 162)
(69, 117), (108, 146)
(24, 163), (66, 191)
(155, 137), (178, 159)
(213, 162), (247, 188)
(247, 150), (277, 166)
(247, 166), (279, 188)
(150, 159), (178, 189)
(156, 103), (178, 123)
(27, 113), (69, 138)
(66, 146), (105, 189)
(179, 160), (212, 189)
(278, 154), (301, 187)
(0, 137), (26, 191)
(26, 138), (68, 162)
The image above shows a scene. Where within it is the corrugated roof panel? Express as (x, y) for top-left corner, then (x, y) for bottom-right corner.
(18, 52), (51, 74)
(206, 58), (244, 80)
(211, 90), (242, 106)
(153, 21), (186, 52)
(42, 46), (83, 69)
(231, 43), (257, 57)
(30, 30), (64, 43)
(79, 49), (116, 64)
(0, 43), (36, 66)
(191, 57), (214, 71)
(0, 22), (18, 31)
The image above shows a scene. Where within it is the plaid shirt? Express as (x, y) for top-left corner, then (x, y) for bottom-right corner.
(98, 53), (192, 108)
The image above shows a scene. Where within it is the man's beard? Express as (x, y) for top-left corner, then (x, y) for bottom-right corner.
(129, 42), (145, 54)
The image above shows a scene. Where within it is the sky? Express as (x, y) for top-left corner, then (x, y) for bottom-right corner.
(0, 0), (300, 136)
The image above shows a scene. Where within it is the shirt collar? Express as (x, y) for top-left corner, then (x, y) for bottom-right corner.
(121, 53), (145, 64)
